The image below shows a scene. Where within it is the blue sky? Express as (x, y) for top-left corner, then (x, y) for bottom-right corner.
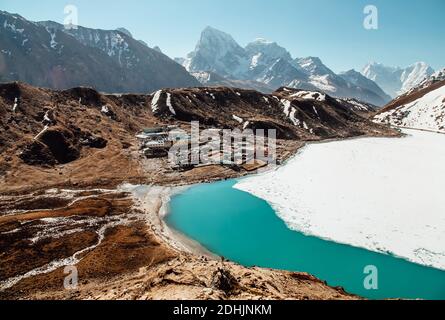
(2, 0), (444, 72)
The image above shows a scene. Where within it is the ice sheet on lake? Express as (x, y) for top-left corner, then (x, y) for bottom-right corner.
(234, 129), (445, 270)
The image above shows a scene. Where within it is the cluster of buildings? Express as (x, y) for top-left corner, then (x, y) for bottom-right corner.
(136, 126), (271, 172)
(136, 126), (185, 158)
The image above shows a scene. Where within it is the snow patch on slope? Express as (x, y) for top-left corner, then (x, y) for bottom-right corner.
(374, 84), (445, 132)
(281, 99), (300, 126)
(3, 20), (24, 34)
(232, 115), (243, 123)
(308, 75), (336, 93)
(166, 93), (176, 115)
(151, 90), (162, 113)
(291, 90), (326, 102)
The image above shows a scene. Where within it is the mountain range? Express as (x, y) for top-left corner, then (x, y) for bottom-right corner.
(361, 62), (435, 98)
(176, 27), (398, 106)
(176, 27), (442, 106)
(0, 11), (439, 106)
(0, 11), (199, 93)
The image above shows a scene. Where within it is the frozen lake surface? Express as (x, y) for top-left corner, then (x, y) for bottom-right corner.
(235, 129), (445, 270)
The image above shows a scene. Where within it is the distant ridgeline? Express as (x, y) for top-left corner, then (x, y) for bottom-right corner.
(0, 11), (200, 93)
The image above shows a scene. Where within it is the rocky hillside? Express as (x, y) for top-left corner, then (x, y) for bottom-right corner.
(0, 81), (158, 193)
(150, 86), (389, 140)
(0, 11), (199, 93)
(374, 71), (445, 132)
(177, 27), (391, 106)
(0, 82), (396, 193)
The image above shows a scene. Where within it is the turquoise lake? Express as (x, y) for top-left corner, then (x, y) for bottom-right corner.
(165, 179), (445, 300)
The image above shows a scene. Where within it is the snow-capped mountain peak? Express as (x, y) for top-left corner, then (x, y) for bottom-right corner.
(257, 58), (307, 88)
(362, 62), (400, 77)
(361, 61), (434, 98)
(177, 27), (395, 106)
(196, 26), (242, 53)
(339, 69), (391, 102)
(245, 39), (292, 62)
(244, 38), (293, 77)
(184, 26), (248, 78)
(295, 57), (335, 77)
(116, 27), (132, 38)
(401, 67), (445, 96)
(340, 69), (366, 85)
(399, 61), (435, 93)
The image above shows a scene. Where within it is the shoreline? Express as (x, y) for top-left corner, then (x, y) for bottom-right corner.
(0, 130), (399, 300)
(135, 130), (406, 271)
(120, 183), (219, 260)
(156, 128), (445, 272)
(140, 130), (407, 266)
